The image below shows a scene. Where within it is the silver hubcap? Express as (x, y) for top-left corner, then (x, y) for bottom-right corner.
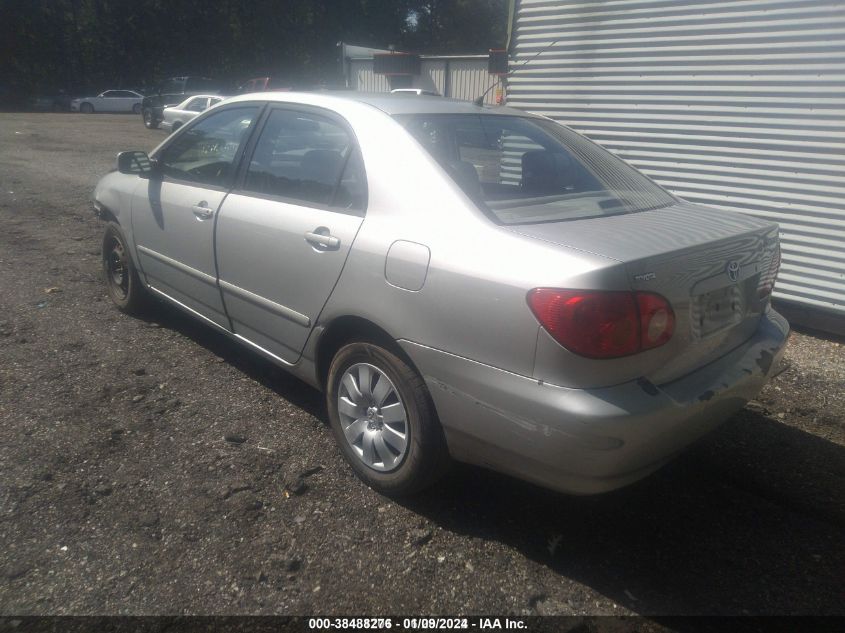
(338, 363), (408, 472)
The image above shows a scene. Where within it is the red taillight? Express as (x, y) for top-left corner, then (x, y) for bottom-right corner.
(527, 288), (675, 359)
(637, 292), (675, 350)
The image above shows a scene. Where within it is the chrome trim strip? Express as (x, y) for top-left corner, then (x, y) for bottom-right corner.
(136, 245), (217, 286)
(147, 285), (295, 367)
(232, 333), (294, 367)
(218, 279), (311, 328)
(147, 285), (228, 331)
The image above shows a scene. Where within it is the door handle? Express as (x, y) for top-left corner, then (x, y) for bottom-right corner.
(304, 231), (340, 249)
(192, 203), (213, 219)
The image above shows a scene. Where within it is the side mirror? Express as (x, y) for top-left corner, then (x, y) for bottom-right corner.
(117, 150), (156, 175)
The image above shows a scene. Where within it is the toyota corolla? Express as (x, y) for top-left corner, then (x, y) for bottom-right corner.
(92, 92), (789, 495)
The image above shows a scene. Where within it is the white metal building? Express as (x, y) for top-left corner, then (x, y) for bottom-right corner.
(507, 0), (845, 327)
(344, 51), (502, 105)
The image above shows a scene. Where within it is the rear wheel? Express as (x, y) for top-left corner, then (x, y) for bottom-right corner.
(132, 103), (141, 115)
(143, 108), (159, 129)
(80, 102), (94, 113)
(102, 222), (149, 314)
(327, 341), (450, 496)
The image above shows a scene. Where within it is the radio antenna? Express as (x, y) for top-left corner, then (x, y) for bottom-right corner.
(473, 38), (562, 107)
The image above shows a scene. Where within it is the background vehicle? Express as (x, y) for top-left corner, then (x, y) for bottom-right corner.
(236, 76), (304, 94)
(140, 76), (222, 129)
(390, 88), (441, 96)
(71, 90), (144, 113)
(31, 90), (73, 112)
(93, 93), (788, 497)
(160, 95), (224, 132)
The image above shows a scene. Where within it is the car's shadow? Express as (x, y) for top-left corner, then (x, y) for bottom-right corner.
(140, 302), (845, 617)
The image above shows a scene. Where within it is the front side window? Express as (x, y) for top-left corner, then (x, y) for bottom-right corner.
(158, 106), (258, 188)
(395, 114), (676, 224)
(244, 108), (364, 210)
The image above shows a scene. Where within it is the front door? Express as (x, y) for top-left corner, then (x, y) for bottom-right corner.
(215, 106), (367, 363)
(130, 104), (260, 328)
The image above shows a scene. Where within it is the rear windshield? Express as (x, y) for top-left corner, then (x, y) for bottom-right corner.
(394, 114), (676, 224)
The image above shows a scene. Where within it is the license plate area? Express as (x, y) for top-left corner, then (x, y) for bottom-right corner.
(692, 284), (746, 338)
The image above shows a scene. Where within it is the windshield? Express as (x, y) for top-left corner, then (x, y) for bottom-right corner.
(394, 114), (676, 224)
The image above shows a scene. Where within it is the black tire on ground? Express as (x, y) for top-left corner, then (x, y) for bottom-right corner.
(132, 103), (141, 115)
(80, 102), (94, 113)
(326, 341), (450, 496)
(102, 222), (149, 314)
(172, 121), (182, 132)
(143, 108), (159, 129)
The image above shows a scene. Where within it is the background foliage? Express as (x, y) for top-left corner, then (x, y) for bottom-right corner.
(0, 0), (509, 99)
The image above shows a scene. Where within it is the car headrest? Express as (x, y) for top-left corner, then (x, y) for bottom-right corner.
(300, 149), (344, 184)
(446, 160), (481, 197)
(521, 150), (574, 194)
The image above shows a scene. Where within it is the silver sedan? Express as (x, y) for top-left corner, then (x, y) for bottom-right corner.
(160, 95), (224, 132)
(92, 92), (789, 496)
(71, 90), (144, 113)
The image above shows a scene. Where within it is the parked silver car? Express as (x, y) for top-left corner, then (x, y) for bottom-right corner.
(93, 92), (789, 496)
(160, 95), (224, 132)
(71, 90), (144, 113)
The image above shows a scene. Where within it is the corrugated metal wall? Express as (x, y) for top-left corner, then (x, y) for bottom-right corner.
(348, 56), (500, 104)
(349, 59), (390, 92)
(507, 0), (845, 317)
(420, 60), (447, 95)
(447, 59), (501, 104)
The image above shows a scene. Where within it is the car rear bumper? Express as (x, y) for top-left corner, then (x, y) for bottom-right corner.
(400, 306), (789, 495)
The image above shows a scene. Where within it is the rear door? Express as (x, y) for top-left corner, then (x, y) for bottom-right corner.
(215, 105), (366, 363)
(130, 104), (261, 328)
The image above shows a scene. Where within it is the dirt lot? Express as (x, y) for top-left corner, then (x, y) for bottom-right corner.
(0, 113), (843, 617)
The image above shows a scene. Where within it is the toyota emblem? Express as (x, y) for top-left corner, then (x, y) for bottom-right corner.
(726, 260), (740, 283)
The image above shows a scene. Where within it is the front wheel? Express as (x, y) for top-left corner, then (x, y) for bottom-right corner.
(102, 222), (149, 314)
(80, 102), (94, 113)
(132, 103), (141, 115)
(327, 341), (450, 496)
(143, 108), (159, 129)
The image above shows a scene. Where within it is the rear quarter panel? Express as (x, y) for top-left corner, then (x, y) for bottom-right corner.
(312, 103), (624, 378)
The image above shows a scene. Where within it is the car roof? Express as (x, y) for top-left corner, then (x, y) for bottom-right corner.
(225, 90), (532, 118)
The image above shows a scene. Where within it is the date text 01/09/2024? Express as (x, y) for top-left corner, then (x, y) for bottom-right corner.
(307, 617), (528, 630)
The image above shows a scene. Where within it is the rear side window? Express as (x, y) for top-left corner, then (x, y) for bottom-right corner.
(243, 108), (365, 211)
(185, 97), (207, 112)
(395, 114), (676, 224)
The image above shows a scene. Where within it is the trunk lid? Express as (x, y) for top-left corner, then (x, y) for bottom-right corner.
(512, 201), (780, 385)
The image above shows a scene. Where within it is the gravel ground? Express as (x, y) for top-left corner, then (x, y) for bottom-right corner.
(0, 113), (843, 617)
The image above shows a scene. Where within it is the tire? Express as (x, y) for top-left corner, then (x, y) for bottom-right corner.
(172, 121), (182, 132)
(102, 222), (149, 314)
(327, 341), (450, 496)
(80, 102), (94, 113)
(143, 108), (159, 129)
(132, 103), (141, 115)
